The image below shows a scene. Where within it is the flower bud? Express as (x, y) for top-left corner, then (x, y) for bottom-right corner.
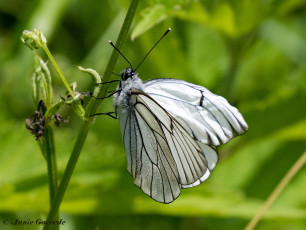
(21, 29), (47, 50)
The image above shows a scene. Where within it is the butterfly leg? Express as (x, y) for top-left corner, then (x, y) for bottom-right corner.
(112, 72), (121, 76)
(88, 89), (122, 100)
(94, 79), (121, 85)
(88, 111), (117, 119)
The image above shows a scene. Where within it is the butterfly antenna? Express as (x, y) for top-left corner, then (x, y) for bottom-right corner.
(134, 28), (171, 71)
(109, 41), (133, 70)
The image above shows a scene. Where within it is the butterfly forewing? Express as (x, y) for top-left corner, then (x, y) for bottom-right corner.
(117, 89), (214, 203)
(134, 90), (209, 184)
(133, 92), (181, 203)
(144, 79), (248, 146)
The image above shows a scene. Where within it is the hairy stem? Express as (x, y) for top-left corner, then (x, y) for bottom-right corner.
(42, 1), (139, 229)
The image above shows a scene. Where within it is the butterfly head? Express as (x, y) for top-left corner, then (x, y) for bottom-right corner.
(121, 68), (136, 81)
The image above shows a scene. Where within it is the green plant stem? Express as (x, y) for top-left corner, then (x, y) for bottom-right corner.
(86, 0), (139, 114)
(44, 125), (59, 230)
(42, 46), (75, 97)
(44, 126), (58, 202)
(42, 45), (85, 118)
(245, 151), (306, 230)
(42, 1), (139, 229)
(37, 139), (46, 159)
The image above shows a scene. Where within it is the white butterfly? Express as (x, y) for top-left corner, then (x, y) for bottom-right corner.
(100, 29), (248, 203)
(112, 68), (248, 203)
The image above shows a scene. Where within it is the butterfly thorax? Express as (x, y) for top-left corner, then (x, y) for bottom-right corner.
(113, 68), (145, 112)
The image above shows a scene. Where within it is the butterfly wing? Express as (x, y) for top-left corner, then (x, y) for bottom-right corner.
(118, 88), (217, 203)
(144, 78), (248, 147)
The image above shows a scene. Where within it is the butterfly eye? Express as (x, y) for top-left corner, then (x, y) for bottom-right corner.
(121, 68), (134, 81)
(120, 72), (127, 80)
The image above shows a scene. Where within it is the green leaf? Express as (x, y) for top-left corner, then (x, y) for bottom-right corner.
(76, 66), (102, 84)
(209, 3), (237, 37)
(32, 55), (53, 107)
(174, 1), (209, 24)
(77, 66), (102, 98)
(187, 23), (230, 88)
(260, 19), (306, 65)
(45, 100), (64, 118)
(71, 99), (85, 119)
(131, 4), (168, 40)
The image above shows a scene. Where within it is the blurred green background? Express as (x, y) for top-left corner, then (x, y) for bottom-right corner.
(0, 0), (306, 229)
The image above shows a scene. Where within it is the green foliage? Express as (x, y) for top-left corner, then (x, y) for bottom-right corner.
(0, 0), (305, 229)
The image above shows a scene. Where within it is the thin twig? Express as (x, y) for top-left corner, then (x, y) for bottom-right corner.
(245, 151), (306, 230)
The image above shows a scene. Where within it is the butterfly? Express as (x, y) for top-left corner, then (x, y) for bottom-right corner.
(99, 28), (248, 203)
